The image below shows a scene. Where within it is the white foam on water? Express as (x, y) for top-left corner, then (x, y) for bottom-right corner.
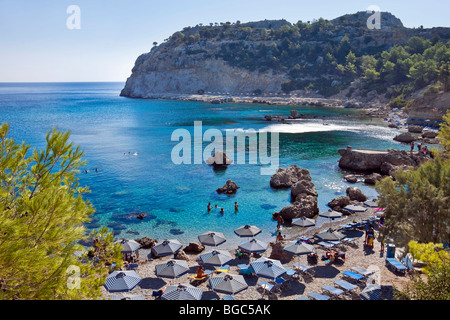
(259, 120), (361, 134)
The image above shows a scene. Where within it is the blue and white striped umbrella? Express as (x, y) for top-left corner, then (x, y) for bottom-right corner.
(344, 205), (367, 213)
(155, 259), (189, 278)
(199, 250), (233, 266)
(234, 225), (262, 238)
(238, 238), (268, 253)
(250, 257), (286, 280)
(283, 240), (315, 255)
(209, 273), (248, 295)
(115, 239), (141, 253)
(104, 271), (141, 292)
(151, 239), (183, 257)
(198, 231), (226, 247)
(111, 293), (145, 300)
(161, 283), (203, 300)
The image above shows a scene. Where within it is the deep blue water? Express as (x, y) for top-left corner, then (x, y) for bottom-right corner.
(0, 82), (409, 247)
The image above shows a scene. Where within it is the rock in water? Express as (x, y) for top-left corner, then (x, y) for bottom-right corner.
(272, 166), (318, 220)
(393, 132), (416, 143)
(346, 187), (368, 202)
(270, 165), (312, 189)
(206, 151), (233, 168)
(216, 180), (239, 195)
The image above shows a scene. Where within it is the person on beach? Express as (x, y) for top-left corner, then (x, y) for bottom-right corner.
(276, 214), (284, 230)
(410, 141), (414, 153)
(234, 202), (239, 212)
(276, 230), (285, 242)
(417, 143), (422, 152)
(196, 265), (208, 278)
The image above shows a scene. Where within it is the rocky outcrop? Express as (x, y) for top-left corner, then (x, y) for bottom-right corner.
(183, 242), (205, 253)
(338, 148), (428, 175)
(270, 165), (312, 189)
(346, 187), (368, 202)
(135, 237), (157, 249)
(327, 196), (351, 212)
(206, 151), (233, 168)
(216, 180), (239, 195)
(408, 125), (423, 133)
(393, 132), (416, 143)
(271, 166), (318, 220)
(174, 249), (190, 261)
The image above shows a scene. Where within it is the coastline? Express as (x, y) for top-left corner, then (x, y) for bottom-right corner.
(102, 203), (410, 301)
(123, 92), (411, 128)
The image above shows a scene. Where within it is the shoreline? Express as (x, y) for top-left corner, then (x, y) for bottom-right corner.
(103, 203), (412, 301)
(123, 92), (413, 129)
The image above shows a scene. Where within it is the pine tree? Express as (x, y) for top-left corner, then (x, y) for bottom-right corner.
(375, 156), (450, 247)
(0, 123), (122, 299)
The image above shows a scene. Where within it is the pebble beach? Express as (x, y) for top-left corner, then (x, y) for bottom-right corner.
(101, 205), (411, 300)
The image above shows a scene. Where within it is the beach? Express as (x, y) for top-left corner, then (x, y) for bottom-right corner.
(101, 205), (410, 300)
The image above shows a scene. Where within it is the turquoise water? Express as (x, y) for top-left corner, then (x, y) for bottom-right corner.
(0, 82), (409, 248)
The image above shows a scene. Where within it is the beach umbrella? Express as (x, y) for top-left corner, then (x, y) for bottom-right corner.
(161, 283), (203, 300)
(198, 231), (226, 247)
(238, 238), (268, 253)
(155, 259), (189, 278)
(319, 209), (343, 225)
(104, 271), (141, 292)
(115, 238), (141, 253)
(315, 228), (346, 242)
(359, 284), (382, 300)
(363, 199), (378, 208)
(234, 225), (262, 238)
(111, 293), (145, 300)
(283, 240), (315, 255)
(199, 250), (233, 266)
(151, 239), (183, 257)
(292, 217), (316, 228)
(208, 273), (248, 295)
(250, 257), (286, 280)
(344, 204), (367, 213)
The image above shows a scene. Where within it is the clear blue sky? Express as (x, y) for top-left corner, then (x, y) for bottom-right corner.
(1, 0), (449, 82)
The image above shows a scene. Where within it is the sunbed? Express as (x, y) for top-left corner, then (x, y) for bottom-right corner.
(351, 267), (373, 277)
(334, 279), (357, 294)
(386, 258), (407, 274)
(216, 265), (229, 273)
(322, 285), (345, 299)
(308, 292), (331, 300)
(342, 270), (365, 283)
(238, 264), (254, 276)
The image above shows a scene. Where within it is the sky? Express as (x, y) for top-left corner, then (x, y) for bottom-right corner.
(0, 0), (449, 82)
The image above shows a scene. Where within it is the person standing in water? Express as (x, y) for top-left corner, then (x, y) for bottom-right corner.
(207, 202), (211, 213)
(234, 202), (239, 212)
(220, 207), (224, 215)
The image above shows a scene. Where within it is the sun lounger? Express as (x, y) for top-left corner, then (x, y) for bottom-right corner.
(216, 265), (229, 273)
(322, 285), (345, 299)
(189, 270), (212, 283)
(351, 267), (373, 277)
(126, 263), (138, 270)
(297, 296), (310, 300)
(334, 279), (357, 294)
(342, 270), (365, 283)
(270, 277), (287, 292)
(282, 267), (298, 281)
(258, 281), (275, 298)
(308, 292), (330, 300)
(222, 295), (234, 300)
(386, 258), (407, 274)
(238, 264), (254, 276)
(293, 263), (313, 276)
(318, 241), (336, 249)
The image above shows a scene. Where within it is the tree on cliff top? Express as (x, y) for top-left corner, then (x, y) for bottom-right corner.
(439, 110), (450, 152)
(0, 123), (121, 299)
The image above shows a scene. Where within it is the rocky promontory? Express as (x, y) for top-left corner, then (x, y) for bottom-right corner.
(271, 165), (319, 220)
(337, 147), (430, 176)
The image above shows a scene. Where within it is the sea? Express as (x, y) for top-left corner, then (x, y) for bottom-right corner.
(0, 82), (410, 248)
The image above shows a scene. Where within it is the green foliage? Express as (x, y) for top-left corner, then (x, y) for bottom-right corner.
(0, 123), (120, 300)
(375, 156), (450, 247)
(438, 110), (450, 152)
(397, 241), (450, 300)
